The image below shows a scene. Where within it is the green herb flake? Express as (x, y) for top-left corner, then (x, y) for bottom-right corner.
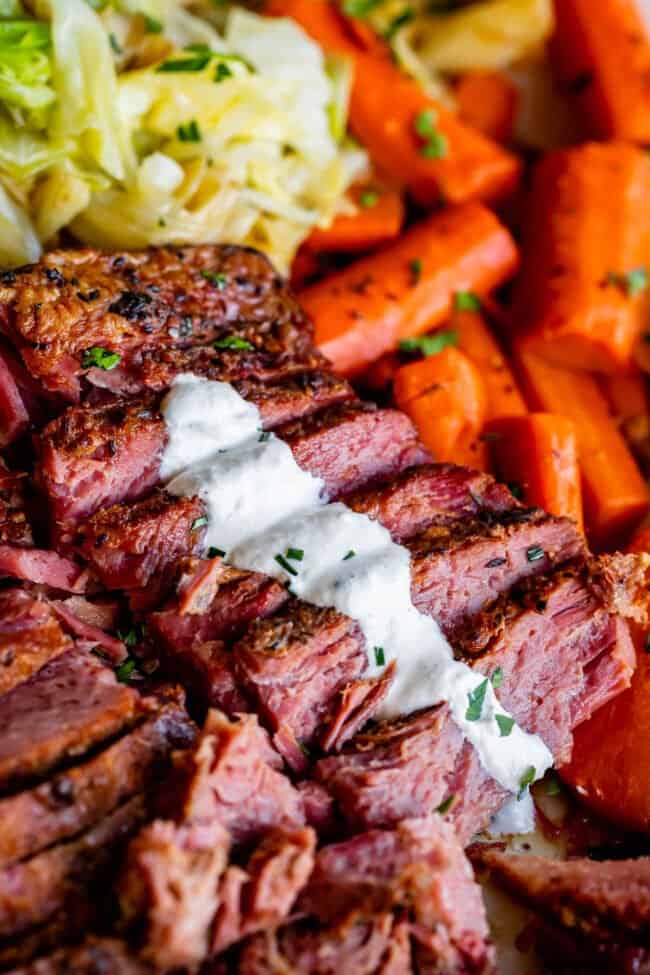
(409, 258), (423, 283)
(374, 646), (385, 666)
(115, 658), (137, 683)
(414, 109), (436, 138)
(275, 553), (298, 577)
(156, 52), (211, 73)
(436, 794), (456, 815)
(385, 8), (415, 39)
(343, 549), (356, 560)
(207, 546), (225, 558)
(526, 545), (545, 563)
(454, 290), (481, 312)
(117, 629), (138, 647)
(491, 666), (503, 689)
(191, 516), (209, 531)
(420, 131), (448, 159)
(143, 13), (163, 33)
(202, 270), (227, 289)
(81, 347), (121, 371)
(518, 765), (536, 799)
(214, 61), (233, 83)
(213, 335), (253, 351)
(286, 547), (304, 562)
(606, 266), (649, 297)
(359, 190), (379, 208)
(495, 714), (515, 737)
(544, 772), (562, 796)
(399, 330), (458, 358)
(258, 431), (271, 443)
(109, 32), (123, 55)
(466, 677), (489, 722)
(177, 119), (201, 142)
(341, 0), (383, 17)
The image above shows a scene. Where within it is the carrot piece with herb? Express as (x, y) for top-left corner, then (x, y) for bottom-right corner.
(515, 348), (649, 549)
(488, 413), (583, 529)
(301, 201), (519, 377)
(266, 0), (521, 206)
(550, 0), (650, 142)
(455, 70), (519, 144)
(513, 143), (650, 375)
(306, 182), (405, 254)
(393, 347), (488, 463)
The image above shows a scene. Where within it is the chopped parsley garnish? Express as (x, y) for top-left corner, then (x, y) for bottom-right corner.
(526, 545), (545, 562)
(359, 190), (379, 208)
(117, 628), (138, 647)
(81, 347), (121, 371)
(275, 553), (298, 576)
(215, 61), (233, 83)
(385, 8), (415, 39)
(143, 13), (163, 32)
(606, 266), (649, 297)
(115, 658), (137, 683)
(409, 258), (423, 283)
(414, 109), (437, 139)
(399, 330), (458, 358)
(157, 52), (211, 72)
(158, 217), (167, 227)
(343, 549), (356, 560)
(454, 290), (481, 312)
(374, 646), (385, 666)
(466, 677), (489, 722)
(207, 546), (225, 558)
(491, 666), (503, 689)
(258, 431), (271, 443)
(213, 335), (253, 351)
(191, 516), (209, 531)
(177, 119), (201, 142)
(545, 772), (562, 796)
(109, 33), (122, 55)
(286, 547), (304, 562)
(202, 270), (227, 288)
(420, 132), (448, 159)
(436, 794), (456, 815)
(518, 765), (536, 799)
(341, 0), (383, 16)
(495, 714), (515, 737)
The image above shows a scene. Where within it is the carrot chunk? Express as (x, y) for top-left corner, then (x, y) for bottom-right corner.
(305, 182), (404, 255)
(455, 70), (519, 144)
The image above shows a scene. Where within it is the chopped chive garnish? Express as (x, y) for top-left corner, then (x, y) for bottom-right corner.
(177, 119), (201, 142)
(399, 330), (458, 358)
(115, 658), (137, 683)
(191, 516), (209, 531)
(545, 772), (562, 796)
(495, 714), (515, 737)
(436, 794), (456, 815)
(518, 765), (536, 799)
(342, 0), (383, 15)
(213, 335), (253, 350)
(343, 549), (356, 560)
(606, 266), (649, 297)
(298, 740), (311, 758)
(286, 547), (304, 562)
(359, 190), (379, 208)
(526, 545), (545, 562)
(207, 546), (225, 558)
(275, 553), (298, 576)
(117, 629), (138, 647)
(143, 13), (163, 32)
(214, 61), (233, 82)
(157, 52), (211, 72)
(491, 666), (503, 689)
(420, 131), (448, 159)
(258, 431), (271, 443)
(414, 108), (436, 138)
(409, 258), (422, 283)
(374, 646), (385, 666)
(466, 678), (489, 722)
(109, 32), (122, 54)
(202, 270), (227, 288)
(385, 8), (415, 39)
(454, 290), (481, 312)
(81, 347), (121, 371)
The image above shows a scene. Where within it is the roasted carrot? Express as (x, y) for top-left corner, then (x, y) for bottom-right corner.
(599, 372), (650, 476)
(488, 413), (583, 529)
(300, 201), (519, 377)
(550, 0), (650, 142)
(266, 0), (521, 207)
(393, 347), (488, 464)
(455, 70), (519, 144)
(513, 143), (650, 375)
(515, 348), (649, 549)
(305, 183), (405, 255)
(453, 307), (527, 421)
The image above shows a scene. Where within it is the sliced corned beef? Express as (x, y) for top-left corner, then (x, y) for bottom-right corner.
(479, 850), (650, 975)
(316, 564), (637, 840)
(6, 938), (151, 975)
(78, 489), (206, 591)
(0, 648), (141, 790)
(51, 599), (126, 662)
(238, 816), (494, 975)
(345, 463), (520, 542)
(36, 397), (166, 543)
(0, 590), (73, 696)
(166, 710), (305, 847)
(118, 817), (230, 972)
(0, 689), (195, 867)
(0, 548), (88, 593)
(0, 245), (310, 399)
(0, 463), (32, 547)
(236, 370), (355, 429)
(0, 793), (147, 940)
(279, 403), (430, 499)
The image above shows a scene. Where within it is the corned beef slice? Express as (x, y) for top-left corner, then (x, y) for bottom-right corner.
(479, 850), (650, 974)
(0, 690), (195, 868)
(316, 565), (636, 840)
(238, 816), (495, 975)
(0, 590), (73, 696)
(0, 245), (311, 400)
(0, 648), (141, 789)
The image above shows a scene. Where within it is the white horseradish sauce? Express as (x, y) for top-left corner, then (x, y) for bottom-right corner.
(161, 374), (552, 795)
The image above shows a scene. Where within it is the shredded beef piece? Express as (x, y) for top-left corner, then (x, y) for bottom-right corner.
(0, 590), (73, 696)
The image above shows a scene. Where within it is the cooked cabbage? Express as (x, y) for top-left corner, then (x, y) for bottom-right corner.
(0, 2), (366, 272)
